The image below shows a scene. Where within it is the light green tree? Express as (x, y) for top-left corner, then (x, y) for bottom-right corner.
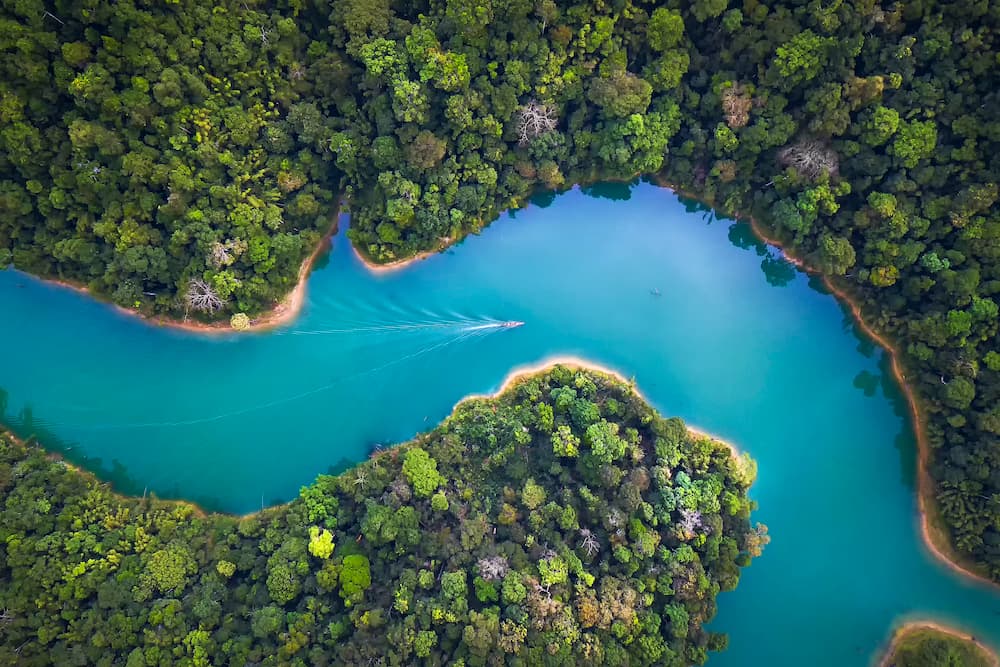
(402, 447), (444, 497)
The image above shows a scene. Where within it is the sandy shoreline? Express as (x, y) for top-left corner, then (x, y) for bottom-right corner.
(34, 215), (341, 336)
(738, 214), (996, 589)
(877, 621), (999, 667)
(645, 174), (994, 589)
(1, 357), (742, 517)
(453, 355), (744, 459)
(9, 178), (994, 587)
(351, 241), (445, 274)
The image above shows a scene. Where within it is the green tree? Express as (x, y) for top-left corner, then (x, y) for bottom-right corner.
(647, 9), (684, 51)
(339, 555), (372, 606)
(402, 447), (444, 497)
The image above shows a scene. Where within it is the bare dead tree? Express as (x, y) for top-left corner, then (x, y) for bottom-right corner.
(477, 555), (510, 581)
(721, 84), (752, 128)
(679, 508), (703, 534)
(208, 239), (246, 268)
(531, 580), (553, 600)
(745, 522), (770, 557)
(259, 27), (270, 45)
(578, 528), (600, 557)
(185, 279), (225, 313)
(777, 139), (839, 180)
(515, 100), (558, 145)
(210, 242), (232, 268)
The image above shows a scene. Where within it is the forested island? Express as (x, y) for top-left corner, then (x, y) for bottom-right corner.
(880, 624), (999, 667)
(0, 366), (765, 665)
(0, 0), (997, 581)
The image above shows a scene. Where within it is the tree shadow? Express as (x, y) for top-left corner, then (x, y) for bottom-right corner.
(581, 180), (636, 201)
(728, 222), (769, 256)
(853, 370), (880, 397)
(528, 190), (558, 209)
(761, 255), (796, 287)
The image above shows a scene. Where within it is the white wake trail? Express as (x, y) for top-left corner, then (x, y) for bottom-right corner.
(52, 326), (501, 432)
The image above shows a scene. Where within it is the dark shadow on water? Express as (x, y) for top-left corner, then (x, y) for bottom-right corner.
(0, 393), (125, 490)
(878, 352), (919, 492)
(761, 255), (796, 287)
(676, 195), (716, 224)
(853, 371), (880, 397)
(727, 222), (768, 256)
(581, 180), (636, 201)
(0, 388), (255, 513)
(528, 190), (558, 209)
(842, 309), (878, 360)
(806, 274), (828, 294)
(725, 220), (795, 287)
(808, 276), (878, 359)
(328, 456), (357, 478)
(312, 241), (333, 272)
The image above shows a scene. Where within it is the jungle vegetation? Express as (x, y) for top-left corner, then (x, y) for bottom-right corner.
(0, 0), (997, 589)
(0, 366), (766, 665)
(882, 625), (998, 667)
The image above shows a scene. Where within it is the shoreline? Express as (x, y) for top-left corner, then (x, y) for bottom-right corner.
(647, 174), (994, 589)
(351, 239), (448, 274)
(2, 358), (741, 519)
(7, 176), (993, 585)
(740, 214), (996, 589)
(453, 355), (744, 460)
(0, 431), (210, 520)
(33, 214), (341, 336)
(877, 621), (999, 667)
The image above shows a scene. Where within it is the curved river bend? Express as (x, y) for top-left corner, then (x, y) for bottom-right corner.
(2, 182), (998, 664)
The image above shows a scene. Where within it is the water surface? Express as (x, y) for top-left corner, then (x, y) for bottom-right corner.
(2, 181), (998, 663)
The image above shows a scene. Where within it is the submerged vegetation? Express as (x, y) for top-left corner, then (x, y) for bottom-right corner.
(0, 366), (763, 665)
(881, 624), (998, 667)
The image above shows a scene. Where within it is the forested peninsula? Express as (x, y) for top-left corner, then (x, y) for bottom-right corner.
(880, 623), (999, 667)
(0, 0), (998, 591)
(0, 366), (765, 665)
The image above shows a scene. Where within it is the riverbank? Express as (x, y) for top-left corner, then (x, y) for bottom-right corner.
(36, 215), (340, 336)
(644, 175), (995, 589)
(877, 622), (999, 667)
(351, 237), (451, 273)
(740, 213), (995, 589)
(0, 430), (210, 520)
(2, 359), (741, 522)
(10, 177), (991, 586)
(455, 355), (744, 460)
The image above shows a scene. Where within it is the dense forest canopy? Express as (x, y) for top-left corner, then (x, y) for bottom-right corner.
(0, 0), (998, 594)
(881, 625), (998, 667)
(0, 367), (765, 665)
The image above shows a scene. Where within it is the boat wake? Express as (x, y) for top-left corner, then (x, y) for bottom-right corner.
(48, 319), (522, 432)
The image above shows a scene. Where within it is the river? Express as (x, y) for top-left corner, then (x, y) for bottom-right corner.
(1, 180), (998, 663)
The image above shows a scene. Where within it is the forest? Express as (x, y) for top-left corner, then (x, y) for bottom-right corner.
(0, 0), (997, 593)
(881, 625), (998, 667)
(0, 366), (765, 665)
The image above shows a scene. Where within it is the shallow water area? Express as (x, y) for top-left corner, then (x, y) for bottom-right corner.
(2, 181), (999, 663)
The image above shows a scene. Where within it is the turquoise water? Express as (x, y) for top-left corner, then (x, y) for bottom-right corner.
(2, 181), (998, 663)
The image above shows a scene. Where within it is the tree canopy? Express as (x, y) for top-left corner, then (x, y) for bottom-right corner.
(0, 366), (764, 665)
(0, 0), (999, 586)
